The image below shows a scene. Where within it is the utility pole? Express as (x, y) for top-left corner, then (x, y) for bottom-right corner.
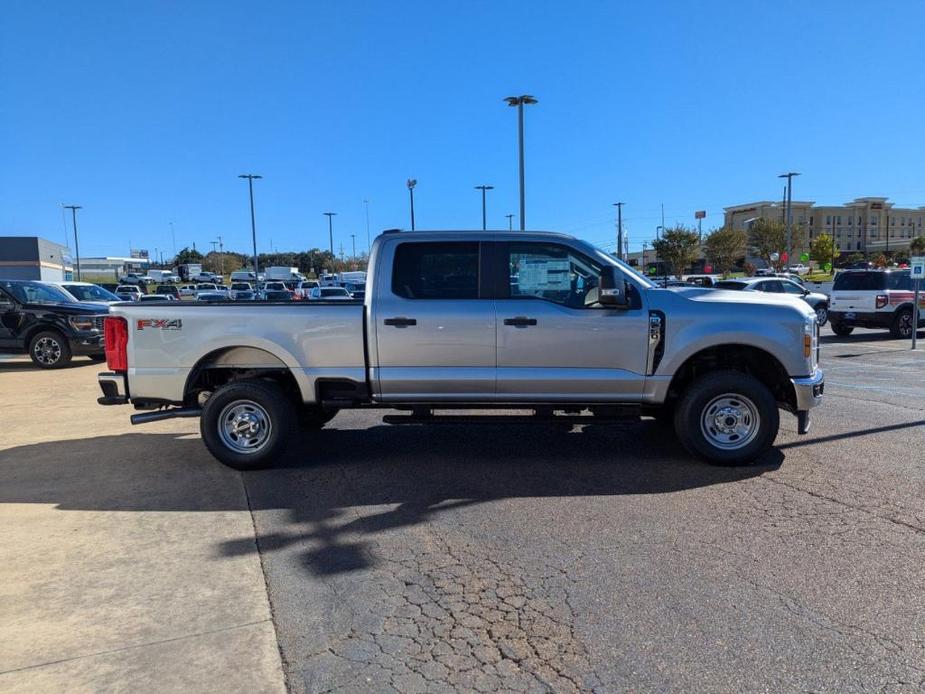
(504, 95), (538, 230)
(350, 234), (356, 259)
(613, 202), (625, 262)
(238, 174), (262, 278)
(63, 205), (82, 281)
(642, 241), (648, 271)
(407, 179), (417, 230)
(475, 185), (494, 230)
(324, 212), (337, 258)
(506, 214), (514, 231)
(661, 203), (665, 232)
(169, 221), (176, 256)
(778, 172), (800, 265)
(213, 236), (224, 277)
(363, 199), (371, 254)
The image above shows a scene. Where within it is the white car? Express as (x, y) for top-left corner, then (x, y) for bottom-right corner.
(115, 285), (143, 301)
(178, 284), (198, 298)
(229, 282), (253, 299)
(48, 281), (122, 304)
(137, 294), (176, 302)
(788, 264), (810, 275)
(292, 280), (320, 300)
(309, 286), (353, 300)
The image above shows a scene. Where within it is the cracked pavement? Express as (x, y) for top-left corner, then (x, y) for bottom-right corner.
(235, 329), (925, 692)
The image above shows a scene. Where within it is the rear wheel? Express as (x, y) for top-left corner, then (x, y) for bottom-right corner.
(200, 380), (294, 470)
(831, 322), (854, 336)
(890, 308), (913, 339)
(28, 331), (72, 369)
(674, 370), (779, 466)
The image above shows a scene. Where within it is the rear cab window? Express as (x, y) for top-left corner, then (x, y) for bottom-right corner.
(391, 242), (480, 299)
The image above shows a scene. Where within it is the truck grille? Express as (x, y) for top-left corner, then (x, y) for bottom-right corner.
(91, 315), (107, 331)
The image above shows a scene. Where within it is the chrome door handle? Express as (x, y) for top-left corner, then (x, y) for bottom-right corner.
(503, 316), (537, 327)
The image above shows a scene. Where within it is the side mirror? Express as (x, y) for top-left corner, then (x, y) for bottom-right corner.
(599, 266), (630, 308)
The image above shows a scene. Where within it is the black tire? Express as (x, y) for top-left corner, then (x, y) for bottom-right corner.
(28, 331), (72, 369)
(830, 322), (854, 336)
(673, 370), (779, 466)
(814, 303), (828, 326)
(890, 308), (913, 339)
(89, 354), (107, 362)
(200, 380), (295, 470)
(299, 406), (338, 430)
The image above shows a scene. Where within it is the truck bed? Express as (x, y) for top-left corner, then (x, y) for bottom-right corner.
(111, 301), (367, 404)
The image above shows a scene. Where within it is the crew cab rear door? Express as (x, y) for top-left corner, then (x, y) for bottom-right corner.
(372, 239), (496, 401)
(0, 290), (18, 347)
(492, 241), (649, 400)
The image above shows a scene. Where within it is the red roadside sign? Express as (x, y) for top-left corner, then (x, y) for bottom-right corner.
(695, 210), (706, 219)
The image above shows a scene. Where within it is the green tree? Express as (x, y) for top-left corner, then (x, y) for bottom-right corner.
(651, 226), (700, 278)
(703, 227), (747, 276)
(747, 219), (806, 269)
(173, 247), (203, 265)
(202, 251), (246, 275)
(810, 233), (836, 272)
(910, 236), (925, 255)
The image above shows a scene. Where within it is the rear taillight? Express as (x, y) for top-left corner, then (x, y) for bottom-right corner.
(876, 294), (888, 309)
(104, 317), (128, 372)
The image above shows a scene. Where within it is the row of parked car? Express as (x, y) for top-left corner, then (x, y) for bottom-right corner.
(102, 278), (364, 303)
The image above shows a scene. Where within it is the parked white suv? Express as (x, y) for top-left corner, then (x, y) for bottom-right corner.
(829, 269), (923, 338)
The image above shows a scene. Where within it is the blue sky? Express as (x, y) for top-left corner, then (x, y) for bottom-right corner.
(2, 0), (924, 260)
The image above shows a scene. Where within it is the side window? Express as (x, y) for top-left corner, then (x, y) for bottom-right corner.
(781, 281), (805, 295)
(757, 280), (783, 293)
(0, 290), (13, 309)
(506, 243), (603, 308)
(392, 242), (480, 300)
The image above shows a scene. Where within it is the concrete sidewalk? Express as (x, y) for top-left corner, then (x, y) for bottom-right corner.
(0, 357), (286, 693)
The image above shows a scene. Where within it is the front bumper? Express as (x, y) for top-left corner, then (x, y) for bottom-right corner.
(71, 333), (105, 355)
(98, 371), (128, 405)
(791, 368), (824, 434)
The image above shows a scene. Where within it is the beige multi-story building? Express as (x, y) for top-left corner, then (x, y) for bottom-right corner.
(724, 197), (925, 255)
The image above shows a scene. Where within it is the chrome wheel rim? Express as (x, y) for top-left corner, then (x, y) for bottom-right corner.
(34, 337), (62, 365)
(898, 313), (913, 337)
(700, 393), (761, 451)
(815, 306), (827, 325)
(218, 400), (272, 454)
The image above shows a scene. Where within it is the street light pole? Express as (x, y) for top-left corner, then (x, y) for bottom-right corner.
(63, 205), (82, 281)
(350, 234), (356, 260)
(363, 199), (371, 254)
(238, 174), (262, 278)
(613, 202), (625, 261)
(213, 236), (224, 277)
(475, 185), (494, 230)
(778, 172), (800, 264)
(505, 214), (514, 231)
(407, 179), (417, 230)
(323, 212), (337, 263)
(504, 95), (538, 230)
(169, 221), (176, 257)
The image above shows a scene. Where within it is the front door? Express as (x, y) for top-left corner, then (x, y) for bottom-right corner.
(494, 241), (649, 401)
(0, 290), (19, 349)
(373, 239), (496, 401)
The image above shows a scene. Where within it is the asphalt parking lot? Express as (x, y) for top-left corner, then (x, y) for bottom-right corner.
(2, 329), (924, 693)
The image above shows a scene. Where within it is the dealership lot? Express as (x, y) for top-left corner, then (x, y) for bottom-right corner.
(1, 330), (924, 692)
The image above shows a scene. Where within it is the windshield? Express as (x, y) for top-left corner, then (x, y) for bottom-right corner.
(2, 281), (75, 304)
(321, 288), (350, 296)
(62, 284), (120, 302)
(574, 239), (655, 289)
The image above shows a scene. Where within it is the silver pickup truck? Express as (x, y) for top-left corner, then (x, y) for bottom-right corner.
(97, 230), (824, 469)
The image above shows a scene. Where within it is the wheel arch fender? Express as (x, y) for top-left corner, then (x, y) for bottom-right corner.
(183, 345), (309, 403)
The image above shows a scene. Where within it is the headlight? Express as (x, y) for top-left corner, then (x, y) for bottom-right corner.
(69, 315), (97, 331)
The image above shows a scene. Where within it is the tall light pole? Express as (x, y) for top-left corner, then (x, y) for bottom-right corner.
(169, 221), (176, 257)
(506, 214), (514, 231)
(613, 202), (625, 261)
(407, 179), (417, 230)
(778, 172), (800, 264)
(504, 94), (538, 230)
(363, 199), (371, 254)
(213, 236), (224, 277)
(63, 205), (82, 281)
(323, 212), (337, 262)
(350, 234), (356, 260)
(475, 185), (494, 230)
(238, 174), (262, 277)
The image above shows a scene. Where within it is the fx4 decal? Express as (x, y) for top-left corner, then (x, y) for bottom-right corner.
(137, 319), (183, 331)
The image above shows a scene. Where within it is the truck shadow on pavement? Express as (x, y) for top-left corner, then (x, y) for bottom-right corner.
(0, 420), (783, 576)
(0, 358), (101, 373)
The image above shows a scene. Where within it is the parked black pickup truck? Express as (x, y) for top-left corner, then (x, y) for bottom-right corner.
(0, 280), (109, 368)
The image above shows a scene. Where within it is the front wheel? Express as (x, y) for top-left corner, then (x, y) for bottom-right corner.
(200, 380), (295, 470)
(674, 370), (779, 466)
(814, 304), (828, 326)
(28, 331), (72, 369)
